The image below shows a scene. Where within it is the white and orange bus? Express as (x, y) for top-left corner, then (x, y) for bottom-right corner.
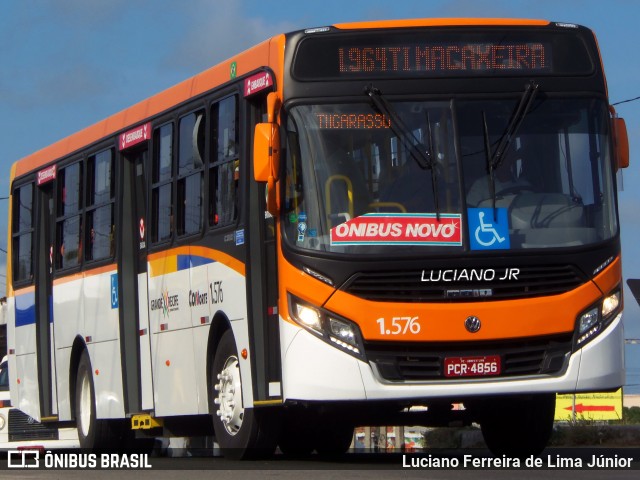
(6, 18), (629, 459)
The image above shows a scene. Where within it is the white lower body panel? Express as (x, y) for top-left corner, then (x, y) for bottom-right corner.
(280, 314), (624, 402)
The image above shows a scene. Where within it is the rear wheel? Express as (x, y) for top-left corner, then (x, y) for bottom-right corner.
(480, 394), (555, 458)
(75, 350), (125, 451)
(211, 329), (279, 459)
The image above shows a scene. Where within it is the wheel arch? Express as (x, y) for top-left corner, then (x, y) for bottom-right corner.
(206, 311), (232, 413)
(69, 335), (88, 420)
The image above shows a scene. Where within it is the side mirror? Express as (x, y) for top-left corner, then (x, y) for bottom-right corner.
(253, 122), (279, 182)
(253, 92), (281, 214)
(612, 117), (629, 169)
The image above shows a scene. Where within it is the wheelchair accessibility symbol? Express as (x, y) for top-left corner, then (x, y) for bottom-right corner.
(468, 208), (510, 250)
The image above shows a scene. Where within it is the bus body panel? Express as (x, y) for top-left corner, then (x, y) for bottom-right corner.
(88, 340), (126, 418)
(280, 318), (367, 400)
(147, 248), (253, 415)
(281, 314), (624, 402)
(54, 344), (72, 421)
(11, 291), (40, 420)
(138, 272), (154, 411)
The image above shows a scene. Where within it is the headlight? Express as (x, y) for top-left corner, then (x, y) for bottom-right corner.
(0, 413), (5, 431)
(575, 289), (621, 348)
(602, 291), (620, 317)
(289, 294), (365, 359)
(294, 303), (322, 333)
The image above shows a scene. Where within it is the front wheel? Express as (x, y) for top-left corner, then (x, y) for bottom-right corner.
(210, 329), (279, 459)
(479, 394), (555, 458)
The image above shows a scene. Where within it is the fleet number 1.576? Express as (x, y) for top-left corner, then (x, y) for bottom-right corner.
(376, 316), (421, 335)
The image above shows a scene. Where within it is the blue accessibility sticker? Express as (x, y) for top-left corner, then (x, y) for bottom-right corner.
(468, 208), (510, 250)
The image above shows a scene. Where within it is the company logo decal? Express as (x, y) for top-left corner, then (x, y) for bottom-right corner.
(464, 316), (482, 333)
(330, 213), (462, 246)
(420, 268), (520, 282)
(150, 289), (179, 317)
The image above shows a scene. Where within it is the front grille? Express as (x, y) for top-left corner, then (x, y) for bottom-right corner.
(342, 264), (586, 302)
(365, 334), (572, 381)
(8, 408), (59, 442)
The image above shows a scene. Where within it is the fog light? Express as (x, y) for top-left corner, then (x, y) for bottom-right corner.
(578, 307), (599, 335)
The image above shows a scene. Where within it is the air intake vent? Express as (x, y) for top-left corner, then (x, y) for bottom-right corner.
(8, 409), (59, 442)
(365, 334), (572, 381)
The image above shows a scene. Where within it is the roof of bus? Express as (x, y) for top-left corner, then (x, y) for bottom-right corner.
(10, 17), (553, 181)
(333, 18), (550, 29)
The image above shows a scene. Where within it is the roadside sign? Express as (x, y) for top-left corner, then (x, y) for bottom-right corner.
(627, 279), (640, 307)
(555, 389), (623, 421)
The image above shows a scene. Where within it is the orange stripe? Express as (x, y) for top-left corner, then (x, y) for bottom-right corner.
(334, 18), (550, 30)
(147, 246), (245, 277)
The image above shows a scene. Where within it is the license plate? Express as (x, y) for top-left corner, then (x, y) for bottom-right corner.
(444, 355), (501, 378)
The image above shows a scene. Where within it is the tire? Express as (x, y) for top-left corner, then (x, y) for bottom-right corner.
(480, 394), (555, 458)
(314, 422), (354, 456)
(277, 412), (315, 457)
(75, 350), (125, 451)
(211, 329), (279, 459)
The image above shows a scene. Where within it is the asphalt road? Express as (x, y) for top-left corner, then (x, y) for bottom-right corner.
(0, 448), (638, 480)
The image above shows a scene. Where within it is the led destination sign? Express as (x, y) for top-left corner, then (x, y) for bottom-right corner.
(292, 28), (594, 80)
(338, 42), (548, 75)
(316, 112), (391, 129)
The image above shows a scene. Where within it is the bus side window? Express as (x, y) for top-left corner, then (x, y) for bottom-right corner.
(177, 110), (205, 237)
(56, 162), (83, 270)
(12, 183), (34, 283)
(209, 95), (239, 227)
(152, 123), (174, 243)
(85, 148), (115, 261)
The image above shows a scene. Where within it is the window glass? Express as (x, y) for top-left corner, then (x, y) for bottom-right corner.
(57, 215), (81, 269)
(178, 174), (202, 236)
(86, 205), (114, 261)
(154, 124), (173, 183)
(210, 96), (239, 227)
(85, 149), (115, 261)
(152, 123), (174, 244)
(87, 149), (114, 206)
(216, 97), (237, 160)
(14, 233), (33, 282)
(12, 183), (35, 282)
(210, 161), (238, 226)
(14, 183), (33, 233)
(56, 162), (83, 269)
(179, 111), (205, 176)
(152, 184), (173, 243)
(176, 111), (205, 236)
(57, 162), (82, 216)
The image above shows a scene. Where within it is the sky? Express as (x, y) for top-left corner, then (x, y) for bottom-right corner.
(0, 0), (639, 393)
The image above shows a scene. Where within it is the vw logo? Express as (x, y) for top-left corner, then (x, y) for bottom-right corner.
(27, 416), (36, 424)
(465, 316), (482, 333)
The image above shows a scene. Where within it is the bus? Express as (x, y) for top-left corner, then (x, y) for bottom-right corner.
(6, 18), (629, 459)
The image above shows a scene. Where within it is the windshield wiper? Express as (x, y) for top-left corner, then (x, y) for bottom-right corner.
(365, 84), (440, 217)
(483, 80), (539, 215)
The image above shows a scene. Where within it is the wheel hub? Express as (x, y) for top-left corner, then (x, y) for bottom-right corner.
(214, 355), (244, 435)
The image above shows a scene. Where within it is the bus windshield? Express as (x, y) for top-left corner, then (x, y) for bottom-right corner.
(284, 96), (617, 254)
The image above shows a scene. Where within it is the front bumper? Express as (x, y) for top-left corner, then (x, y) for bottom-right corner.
(280, 313), (625, 401)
